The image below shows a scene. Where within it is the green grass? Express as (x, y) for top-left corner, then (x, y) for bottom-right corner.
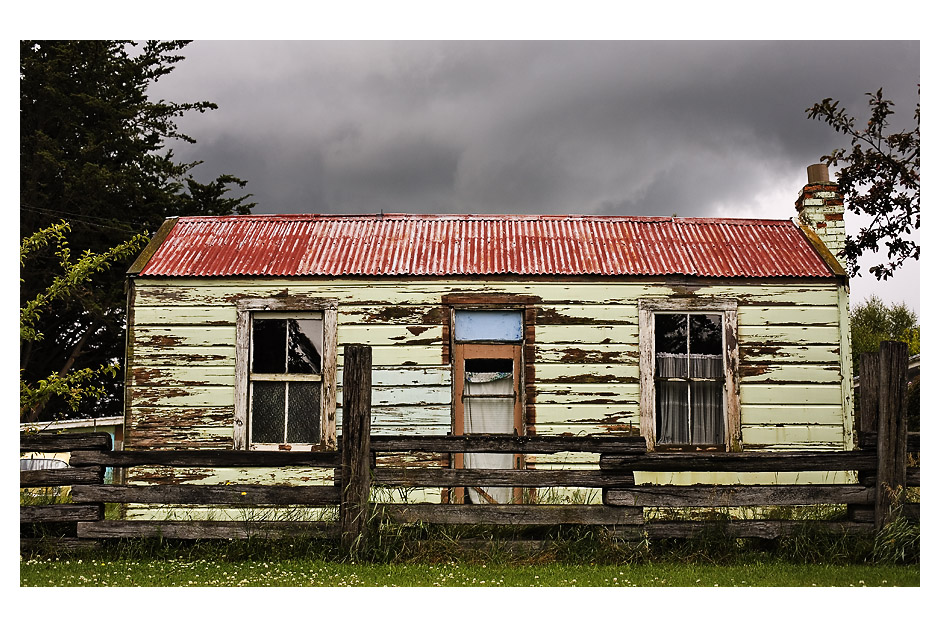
(20, 555), (918, 587)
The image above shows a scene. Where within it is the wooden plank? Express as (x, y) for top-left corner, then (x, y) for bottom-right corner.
(739, 343), (840, 364)
(128, 365), (235, 387)
(642, 520), (873, 539)
(370, 435), (646, 454)
(536, 344), (637, 364)
(380, 503), (644, 526)
(337, 345), (442, 367)
(858, 353), (880, 437)
(20, 467), (104, 488)
(133, 345), (236, 365)
(69, 449), (341, 468)
(373, 468), (637, 488)
(133, 306), (235, 326)
(600, 451), (876, 472)
(534, 383), (640, 404)
(739, 364), (842, 384)
(604, 484), (873, 507)
(535, 325), (638, 345)
(906, 467), (919, 487)
(741, 425), (845, 447)
(536, 304), (638, 325)
(340, 344), (372, 555)
(337, 324), (442, 346)
(21, 505), (102, 524)
(738, 325), (841, 345)
(78, 520), (339, 540)
(129, 385), (234, 408)
(339, 385), (450, 407)
(877, 341), (909, 528)
(21, 433), (112, 453)
(134, 326), (235, 347)
(740, 384), (843, 405)
(739, 404), (844, 425)
(535, 363), (639, 384)
(737, 305), (840, 326)
(70, 484), (340, 505)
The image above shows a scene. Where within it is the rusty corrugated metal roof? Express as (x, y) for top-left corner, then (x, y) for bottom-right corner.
(135, 214), (835, 278)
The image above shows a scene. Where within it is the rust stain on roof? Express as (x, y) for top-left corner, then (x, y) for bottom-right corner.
(135, 214), (834, 279)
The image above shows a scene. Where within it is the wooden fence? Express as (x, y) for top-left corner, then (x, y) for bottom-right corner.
(21, 342), (920, 552)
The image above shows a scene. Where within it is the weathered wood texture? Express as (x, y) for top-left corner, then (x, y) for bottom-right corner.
(858, 352), (880, 436)
(375, 468), (655, 488)
(21, 505), (103, 524)
(20, 467), (104, 488)
(126, 277), (848, 453)
(604, 485), (873, 507)
(876, 341), (909, 528)
(77, 520), (339, 540)
(381, 503), (643, 526)
(340, 345), (372, 554)
(71, 484), (340, 506)
(599, 451), (876, 472)
(370, 435), (646, 454)
(21, 432), (112, 453)
(69, 449), (340, 468)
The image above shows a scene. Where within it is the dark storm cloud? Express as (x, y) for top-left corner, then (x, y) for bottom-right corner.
(149, 40), (919, 312)
(153, 40), (918, 218)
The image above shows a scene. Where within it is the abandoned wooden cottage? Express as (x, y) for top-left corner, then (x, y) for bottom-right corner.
(121, 165), (854, 511)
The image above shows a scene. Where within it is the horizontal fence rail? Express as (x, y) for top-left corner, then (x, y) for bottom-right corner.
(20, 342), (920, 551)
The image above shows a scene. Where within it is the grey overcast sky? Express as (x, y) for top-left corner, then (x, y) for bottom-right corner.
(148, 40), (920, 314)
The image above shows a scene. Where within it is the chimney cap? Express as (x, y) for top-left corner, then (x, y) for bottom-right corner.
(807, 163), (830, 184)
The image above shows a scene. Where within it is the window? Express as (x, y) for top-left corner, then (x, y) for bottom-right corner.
(638, 299), (740, 451)
(235, 298), (337, 450)
(451, 308), (525, 504)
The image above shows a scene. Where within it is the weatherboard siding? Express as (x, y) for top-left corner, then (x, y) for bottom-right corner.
(125, 277), (851, 496)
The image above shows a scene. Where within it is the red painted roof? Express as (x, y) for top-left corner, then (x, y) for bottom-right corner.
(135, 214), (835, 278)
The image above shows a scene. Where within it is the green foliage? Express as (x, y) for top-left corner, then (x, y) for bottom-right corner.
(20, 40), (255, 421)
(807, 87), (919, 279)
(849, 295), (919, 374)
(20, 222), (146, 420)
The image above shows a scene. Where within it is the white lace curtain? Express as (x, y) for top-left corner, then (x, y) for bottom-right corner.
(464, 374), (515, 504)
(656, 353), (724, 445)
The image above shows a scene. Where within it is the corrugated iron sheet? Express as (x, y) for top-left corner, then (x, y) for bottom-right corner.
(137, 214), (834, 278)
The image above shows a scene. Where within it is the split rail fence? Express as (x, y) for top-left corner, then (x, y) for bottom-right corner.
(21, 343), (920, 553)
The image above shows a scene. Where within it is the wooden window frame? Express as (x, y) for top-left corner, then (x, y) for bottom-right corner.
(235, 297), (338, 451)
(444, 295), (535, 503)
(638, 298), (741, 452)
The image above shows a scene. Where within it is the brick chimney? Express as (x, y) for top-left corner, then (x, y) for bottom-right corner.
(796, 163), (845, 265)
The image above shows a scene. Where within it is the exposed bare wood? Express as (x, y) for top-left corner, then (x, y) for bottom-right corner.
(70, 484), (340, 505)
(69, 449), (341, 468)
(340, 344), (372, 554)
(599, 450), (876, 472)
(380, 503), (643, 525)
(78, 520), (339, 540)
(21, 432), (112, 452)
(604, 484), (873, 507)
(858, 353), (880, 438)
(370, 434), (646, 454)
(20, 467), (104, 488)
(21, 505), (103, 524)
(373, 468), (638, 488)
(876, 341), (909, 528)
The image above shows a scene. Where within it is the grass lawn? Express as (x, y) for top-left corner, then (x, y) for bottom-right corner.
(20, 556), (919, 587)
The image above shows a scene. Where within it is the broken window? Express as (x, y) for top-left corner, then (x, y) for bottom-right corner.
(639, 300), (740, 451)
(235, 300), (337, 450)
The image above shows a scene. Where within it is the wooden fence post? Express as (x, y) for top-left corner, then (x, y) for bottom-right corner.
(875, 341), (909, 529)
(340, 344), (372, 556)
